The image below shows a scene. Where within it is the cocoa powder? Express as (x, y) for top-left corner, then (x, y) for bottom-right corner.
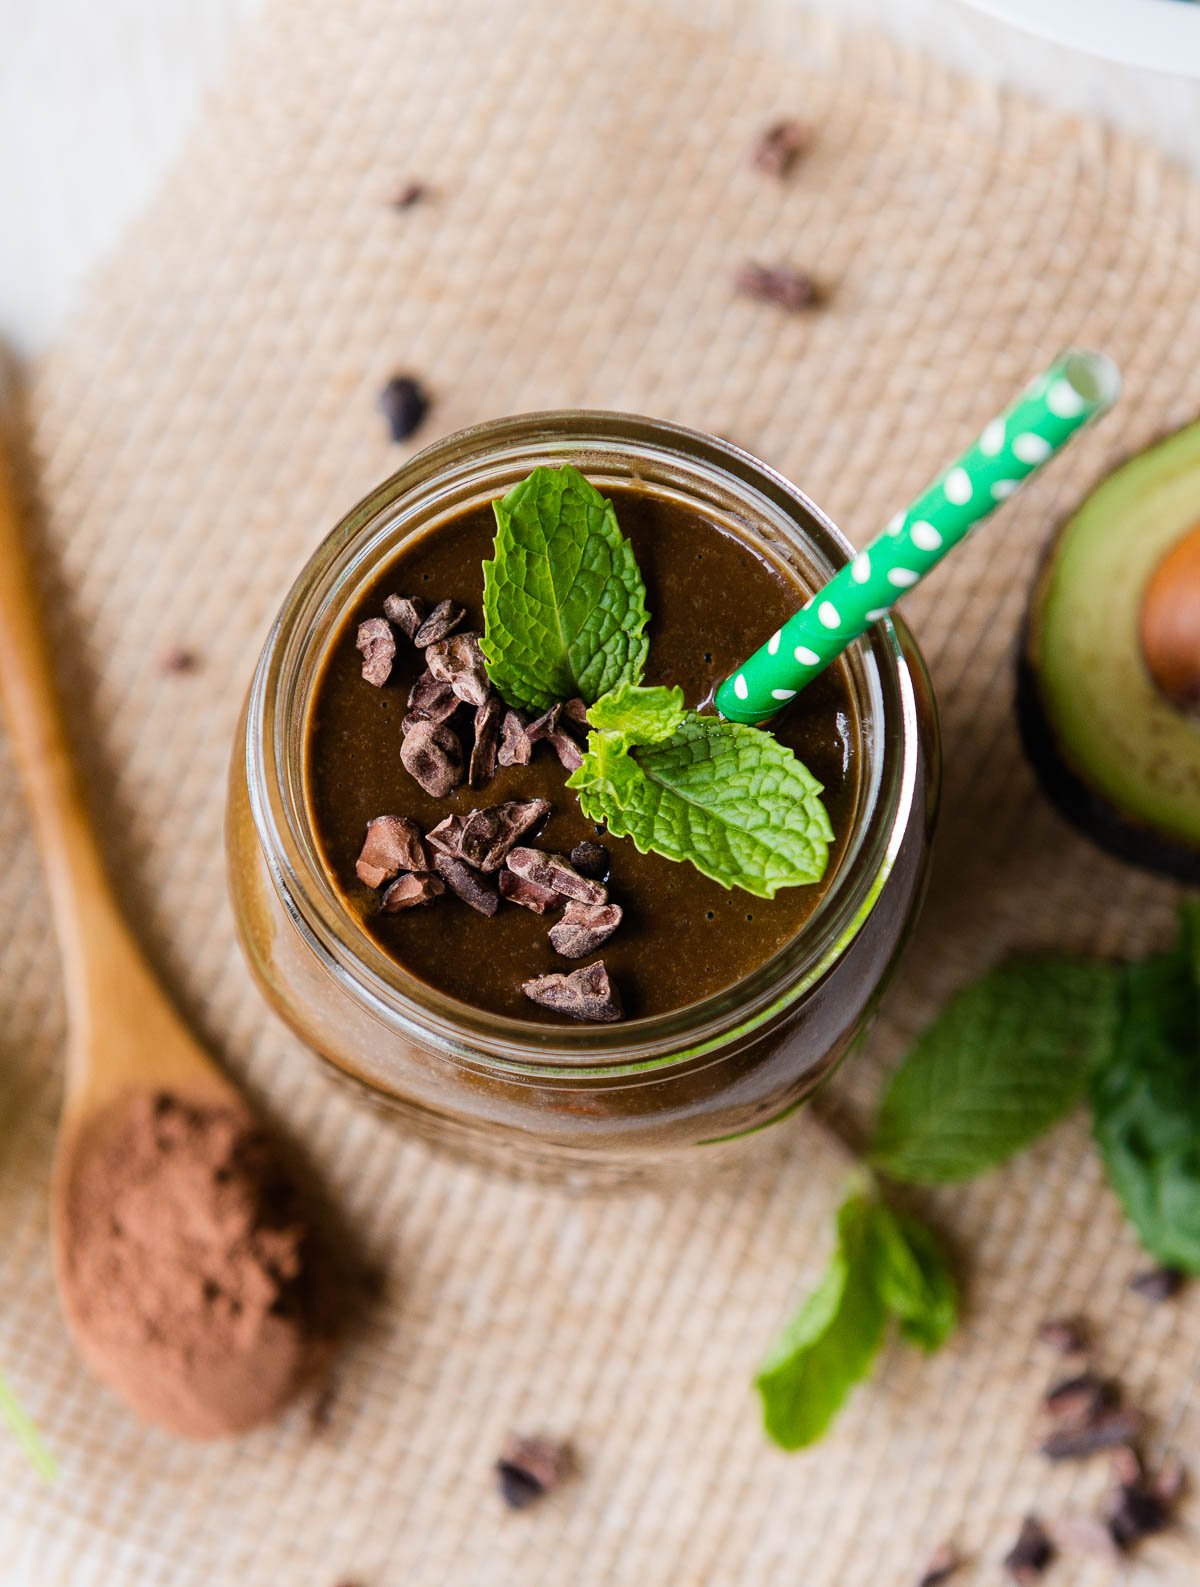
(59, 1090), (333, 1439)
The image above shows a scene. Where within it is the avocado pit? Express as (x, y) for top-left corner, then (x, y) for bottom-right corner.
(1139, 524), (1200, 710)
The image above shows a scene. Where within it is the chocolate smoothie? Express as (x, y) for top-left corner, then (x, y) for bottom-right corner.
(305, 482), (861, 1024)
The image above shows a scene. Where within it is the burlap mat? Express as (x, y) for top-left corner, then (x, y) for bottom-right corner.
(1, 0), (1198, 1580)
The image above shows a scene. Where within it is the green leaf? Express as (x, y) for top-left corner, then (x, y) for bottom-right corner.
(869, 959), (1121, 1183)
(871, 1204), (958, 1353)
(1091, 933), (1200, 1274)
(569, 713), (833, 899)
(0, 1370), (57, 1484)
(481, 465), (650, 712)
(586, 682), (685, 746)
(756, 1194), (887, 1450)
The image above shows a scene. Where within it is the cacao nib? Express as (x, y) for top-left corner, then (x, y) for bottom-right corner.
(1042, 1372), (1114, 1427)
(400, 718), (463, 797)
(499, 869), (560, 914)
(1105, 1483), (1170, 1548)
(495, 1435), (571, 1510)
(570, 841), (610, 882)
(460, 799), (551, 871)
(752, 117), (807, 177)
(382, 593), (426, 639)
(549, 901), (623, 958)
(426, 814), (468, 858)
(916, 1543), (962, 1587)
(413, 599), (467, 647)
(391, 181), (426, 210)
(498, 710), (533, 767)
(1041, 1407), (1140, 1460)
(355, 617), (396, 687)
(1003, 1517), (1054, 1582)
(470, 696), (503, 788)
(434, 853), (499, 916)
(562, 697), (589, 726)
(355, 815), (430, 888)
(407, 669), (461, 723)
(735, 261), (818, 312)
(159, 645), (198, 674)
(1037, 1317), (1088, 1355)
(506, 847), (607, 905)
(522, 960), (622, 1022)
(426, 631), (490, 707)
(549, 727), (583, 772)
(1152, 1452), (1186, 1505)
(526, 703), (582, 768)
(381, 872), (444, 911)
(1129, 1267), (1184, 1303)
(379, 375), (428, 443)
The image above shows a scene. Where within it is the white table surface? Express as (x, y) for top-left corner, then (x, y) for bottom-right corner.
(1, 0), (1198, 353)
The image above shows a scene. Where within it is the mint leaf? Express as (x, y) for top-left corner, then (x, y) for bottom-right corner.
(569, 712), (833, 898)
(871, 1204), (958, 1353)
(0, 1370), (56, 1484)
(586, 682), (685, 745)
(869, 959), (1120, 1183)
(1091, 931), (1200, 1274)
(755, 1193), (887, 1450)
(481, 465), (649, 712)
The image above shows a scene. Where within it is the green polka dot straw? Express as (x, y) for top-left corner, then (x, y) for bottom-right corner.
(715, 350), (1122, 724)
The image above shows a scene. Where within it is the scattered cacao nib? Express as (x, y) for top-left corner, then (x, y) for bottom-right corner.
(1110, 1444), (1143, 1487)
(495, 1434), (571, 1510)
(355, 617), (397, 687)
(1105, 1482), (1170, 1549)
(355, 815), (430, 888)
(400, 718), (463, 797)
(379, 374), (428, 443)
(1042, 1372), (1114, 1427)
(498, 710), (533, 767)
(407, 669), (461, 724)
(916, 1542), (962, 1587)
(460, 800), (552, 871)
(752, 117), (808, 177)
(549, 901), (623, 959)
(381, 872), (445, 911)
(426, 813), (468, 858)
(1037, 1317), (1088, 1355)
(522, 960), (622, 1023)
(426, 631), (491, 707)
(548, 727), (584, 772)
(499, 869), (560, 914)
(413, 599), (467, 647)
(159, 645), (198, 674)
(735, 261), (819, 312)
(433, 853), (499, 916)
(507, 847), (607, 905)
(1129, 1266), (1184, 1303)
(569, 841), (610, 882)
(1152, 1452), (1186, 1505)
(470, 696), (503, 788)
(1051, 1514), (1119, 1561)
(561, 697), (589, 726)
(1003, 1517), (1054, 1583)
(382, 593), (426, 639)
(526, 703), (563, 742)
(391, 180), (426, 209)
(1041, 1406), (1141, 1460)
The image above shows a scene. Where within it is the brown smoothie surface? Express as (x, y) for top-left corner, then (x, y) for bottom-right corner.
(305, 484), (861, 1022)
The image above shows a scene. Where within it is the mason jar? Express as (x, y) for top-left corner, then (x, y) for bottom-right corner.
(226, 412), (939, 1180)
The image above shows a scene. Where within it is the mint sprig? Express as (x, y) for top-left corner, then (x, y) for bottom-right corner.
(868, 959), (1120, 1182)
(1091, 923), (1200, 1273)
(756, 1188), (957, 1449)
(481, 465), (649, 712)
(570, 692), (833, 899)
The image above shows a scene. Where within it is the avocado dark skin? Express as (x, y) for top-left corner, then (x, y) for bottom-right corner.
(1016, 419), (1200, 884)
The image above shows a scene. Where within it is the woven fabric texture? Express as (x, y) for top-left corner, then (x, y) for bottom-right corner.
(1, 0), (1198, 1581)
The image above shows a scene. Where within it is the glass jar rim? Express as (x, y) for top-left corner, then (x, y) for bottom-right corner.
(242, 410), (925, 1077)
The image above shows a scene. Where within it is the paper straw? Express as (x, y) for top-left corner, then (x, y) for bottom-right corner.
(715, 350), (1121, 725)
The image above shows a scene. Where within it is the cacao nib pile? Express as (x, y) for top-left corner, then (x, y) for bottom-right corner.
(352, 595), (623, 1023)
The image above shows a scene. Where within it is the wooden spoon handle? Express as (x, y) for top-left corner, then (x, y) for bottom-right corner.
(0, 376), (165, 1072)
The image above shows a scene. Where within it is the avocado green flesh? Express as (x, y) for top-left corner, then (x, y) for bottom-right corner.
(1033, 420), (1200, 849)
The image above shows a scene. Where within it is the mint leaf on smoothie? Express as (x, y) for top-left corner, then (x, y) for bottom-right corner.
(1091, 930), (1200, 1274)
(756, 1192), (887, 1450)
(869, 959), (1120, 1183)
(482, 465), (650, 712)
(569, 705), (833, 899)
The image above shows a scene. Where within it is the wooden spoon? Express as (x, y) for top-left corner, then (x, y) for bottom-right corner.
(0, 361), (300, 1430)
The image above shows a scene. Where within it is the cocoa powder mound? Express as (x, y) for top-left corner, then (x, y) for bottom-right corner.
(59, 1089), (334, 1439)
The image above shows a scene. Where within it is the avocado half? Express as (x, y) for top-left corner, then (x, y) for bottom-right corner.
(1018, 418), (1200, 881)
